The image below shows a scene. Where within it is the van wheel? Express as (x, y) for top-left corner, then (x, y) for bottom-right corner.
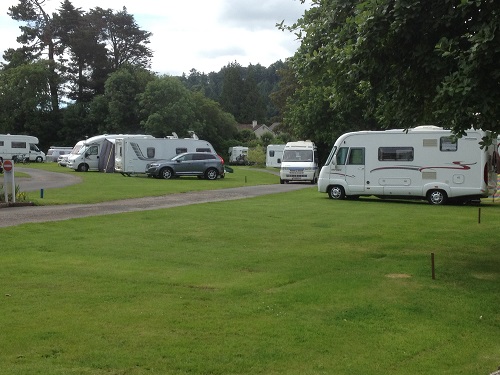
(160, 167), (173, 179)
(280, 179), (284, 184)
(78, 163), (89, 172)
(328, 186), (345, 200)
(205, 168), (218, 180)
(427, 190), (447, 205)
(36, 156), (43, 163)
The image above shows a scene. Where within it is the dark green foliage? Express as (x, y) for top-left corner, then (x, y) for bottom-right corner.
(280, 0), (500, 148)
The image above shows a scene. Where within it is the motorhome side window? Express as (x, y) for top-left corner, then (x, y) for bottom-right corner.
(12, 142), (26, 148)
(176, 148), (188, 154)
(196, 148), (211, 152)
(335, 147), (349, 165)
(348, 148), (365, 165)
(440, 137), (457, 152)
(378, 147), (414, 161)
(0, 141), (4, 146)
(88, 145), (98, 155)
(269, 150), (275, 157)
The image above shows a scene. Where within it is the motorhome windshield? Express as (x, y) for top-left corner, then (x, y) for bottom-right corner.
(78, 145), (89, 155)
(72, 144), (83, 154)
(325, 146), (337, 165)
(282, 150), (313, 162)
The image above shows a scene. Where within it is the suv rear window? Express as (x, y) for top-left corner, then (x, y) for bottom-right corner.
(193, 153), (215, 160)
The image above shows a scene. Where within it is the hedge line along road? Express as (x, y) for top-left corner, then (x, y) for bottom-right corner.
(0, 168), (314, 228)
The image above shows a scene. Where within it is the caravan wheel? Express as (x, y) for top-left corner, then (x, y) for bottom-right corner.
(427, 190), (447, 205)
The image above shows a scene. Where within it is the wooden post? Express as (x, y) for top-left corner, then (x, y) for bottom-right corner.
(478, 207), (481, 224)
(431, 253), (435, 280)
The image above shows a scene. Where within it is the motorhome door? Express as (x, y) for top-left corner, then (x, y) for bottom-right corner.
(344, 147), (365, 192)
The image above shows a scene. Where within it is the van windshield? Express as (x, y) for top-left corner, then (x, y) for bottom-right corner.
(282, 150), (313, 162)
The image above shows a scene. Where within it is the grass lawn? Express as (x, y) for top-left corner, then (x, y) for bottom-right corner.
(1, 177), (499, 374)
(13, 162), (279, 205)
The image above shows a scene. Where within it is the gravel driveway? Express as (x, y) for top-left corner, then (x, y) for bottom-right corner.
(0, 168), (313, 228)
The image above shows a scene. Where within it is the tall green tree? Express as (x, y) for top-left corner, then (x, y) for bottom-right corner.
(139, 76), (197, 137)
(0, 61), (57, 140)
(7, 0), (61, 113)
(282, 0), (500, 144)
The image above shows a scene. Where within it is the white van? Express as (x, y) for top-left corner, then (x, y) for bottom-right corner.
(318, 126), (499, 204)
(0, 134), (46, 162)
(279, 141), (319, 184)
(47, 146), (73, 162)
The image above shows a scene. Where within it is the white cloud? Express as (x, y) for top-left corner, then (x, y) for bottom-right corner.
(1, 0), (309, 75)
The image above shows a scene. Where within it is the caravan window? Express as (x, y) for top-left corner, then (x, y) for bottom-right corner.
(378, 147), (414, 161)
(440, 137), (457, 152)
(12, 142), (26, 149)
(0, 141), (4, 146)
(196, 148), (211, 152)
(176, 148), (188, 154)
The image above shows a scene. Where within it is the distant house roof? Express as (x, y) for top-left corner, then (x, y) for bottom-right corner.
(236, 121), (279, 138)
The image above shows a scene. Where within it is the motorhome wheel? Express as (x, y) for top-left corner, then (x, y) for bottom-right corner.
(328, 186), (345, 200)
(427, 190), (447, 205)
(78, 163), (89, 172)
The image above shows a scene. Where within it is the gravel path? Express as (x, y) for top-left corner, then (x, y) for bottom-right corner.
(0, 166), (82, 192)
(1, 169), (313, 227)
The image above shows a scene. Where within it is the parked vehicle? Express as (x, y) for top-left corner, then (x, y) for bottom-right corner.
(228, 146), (249, 165)
(58, 141), (84, 167)
(0, 134), (46, 162)
(266, 144), (285, 168)
(67, 134), (153, 172)
(279, 141), (319, 184)
(115, 133), (215, 175)
(146, 152), (225, 180)
(318, 126), (499, 205)
(47, 146), (73, 162)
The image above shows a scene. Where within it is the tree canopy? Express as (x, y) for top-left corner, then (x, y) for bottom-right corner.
(280, 0), (500, 146)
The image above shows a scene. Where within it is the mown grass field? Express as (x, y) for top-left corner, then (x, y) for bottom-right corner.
(1, 164), (499, 374)
(17, 163), (279, 205)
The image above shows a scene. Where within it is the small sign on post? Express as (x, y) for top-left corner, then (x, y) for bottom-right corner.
(3, 159), (15, 203)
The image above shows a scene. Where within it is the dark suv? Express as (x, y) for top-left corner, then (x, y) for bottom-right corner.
(146, 152), (224, 180)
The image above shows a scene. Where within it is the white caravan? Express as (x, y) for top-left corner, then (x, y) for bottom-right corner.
(228, 146), (249, 165)
(279, 141), (319, 184)
(318, 126), (499, 205)
(0, 134), (46, 162)
(115, 134), (216, 175)
(266, 144), (285, 168)
(67, 134), (153, 172)
(46, 146), (73, 162)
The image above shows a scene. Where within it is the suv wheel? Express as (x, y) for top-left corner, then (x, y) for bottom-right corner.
(160, 167), (173, 179)
(205, 168), (218, 180)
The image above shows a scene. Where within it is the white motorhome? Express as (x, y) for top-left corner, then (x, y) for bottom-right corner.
(115, 134), (216, 175)
(228, 146), (249, 165)
(0, 134), (46, 162)
(67, 134), (153, 172)
(318, 126), (499, 205)
(279, 141), (319, 184)
(266, 144), (285, 168)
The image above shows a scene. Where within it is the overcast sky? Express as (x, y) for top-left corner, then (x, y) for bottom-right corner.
(0, 0), (310, 76)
